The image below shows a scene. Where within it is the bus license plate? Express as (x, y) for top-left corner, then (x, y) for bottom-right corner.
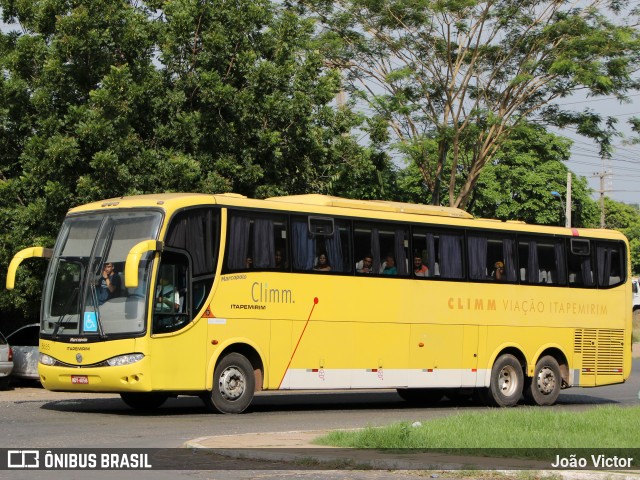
(71, 375), (88, 385)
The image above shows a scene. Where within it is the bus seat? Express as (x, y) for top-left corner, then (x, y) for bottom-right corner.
(539, 270), (548, 283)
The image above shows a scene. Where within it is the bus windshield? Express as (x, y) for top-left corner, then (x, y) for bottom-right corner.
(41, 210), (163, 338)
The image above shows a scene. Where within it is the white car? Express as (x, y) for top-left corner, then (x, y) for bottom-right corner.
(0, 332), (13, 389)
(6, 324), (39, 381)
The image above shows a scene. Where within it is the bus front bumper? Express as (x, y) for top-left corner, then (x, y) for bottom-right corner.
(39, 359), (152, 393)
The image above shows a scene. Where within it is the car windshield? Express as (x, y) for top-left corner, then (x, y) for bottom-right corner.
(41, 210), (162, 337)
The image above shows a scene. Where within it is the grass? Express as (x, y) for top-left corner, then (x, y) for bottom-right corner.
(313, 405), (640, 458)
(633, 309), (640, 343)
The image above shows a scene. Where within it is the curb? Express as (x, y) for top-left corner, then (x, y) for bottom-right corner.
(183, 432), (640, 478)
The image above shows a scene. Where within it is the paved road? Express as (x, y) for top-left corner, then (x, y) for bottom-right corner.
(0, 358), (638, 480)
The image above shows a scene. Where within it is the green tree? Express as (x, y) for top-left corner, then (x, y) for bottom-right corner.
(0, 0), (389, 320)
(305, 0), (640, 208)
(150, 0), (389, 199)
(396, 123), (599, 226)
(0, 0), (160, 320)
(602, 198), (640, 275)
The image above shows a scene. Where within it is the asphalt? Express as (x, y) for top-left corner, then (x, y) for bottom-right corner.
(180, 343), (640, 478)
(3, 344), (639, 477)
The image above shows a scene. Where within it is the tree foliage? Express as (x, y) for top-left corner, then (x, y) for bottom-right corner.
(305, 0), (640, 208)
(0, 0), (392, 320)
(602, 198), (640, 275)
(396, 122), (599, 227)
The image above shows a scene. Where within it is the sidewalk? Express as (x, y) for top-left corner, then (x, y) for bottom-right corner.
(184, 431), (640, 478)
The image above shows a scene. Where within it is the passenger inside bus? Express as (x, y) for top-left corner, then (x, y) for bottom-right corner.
(413, 255), (428, 277)
(382, 255), (397, 275)
(313, 253), (331, 271)
(492, 261), (505, 281)
(275, 249), (287, 269)
(356, 254), (375, 274)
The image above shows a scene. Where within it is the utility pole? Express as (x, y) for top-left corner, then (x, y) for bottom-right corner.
(565, 172), (572, 228)
(595, 155), (612, 229)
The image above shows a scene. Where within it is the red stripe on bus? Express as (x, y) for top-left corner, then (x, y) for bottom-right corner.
(278, 297), (319, 389)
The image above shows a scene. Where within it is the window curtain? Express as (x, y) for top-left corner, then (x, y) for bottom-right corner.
(440, 234), (463, 279)
(554, 242), (567, 285)
(253, 219), (275, 269)
(597, 244), (612, 287)
(527, 240), (539, 284)
(227, 216), (250, 270)
(371, 228), (381, 273)
(581, 255), (594, 286)
(425, 233), (435, 275)
(292, 220), (315, 270)
(503, 238), (517, 282)
(165, 210), (215, 276)
(395, 229), (407, 275)
(468, 236), (487, 280)
(324, 226), (344, 272)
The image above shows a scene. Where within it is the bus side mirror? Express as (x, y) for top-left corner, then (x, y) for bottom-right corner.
(124, 240), (164, 289)
(6, 247), (53, 290)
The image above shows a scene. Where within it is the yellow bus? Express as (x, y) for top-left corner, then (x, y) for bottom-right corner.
(6, 193), (632, 412)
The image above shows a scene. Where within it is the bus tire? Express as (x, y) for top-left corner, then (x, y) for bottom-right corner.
(120, 392), (168, 411)
(396, 388), (444, 404)
(524, 355), (561, 406)
(203, 352), (255, 414)
(485, 354), (523, 407)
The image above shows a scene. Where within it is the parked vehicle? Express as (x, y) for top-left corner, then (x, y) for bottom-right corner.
(0, 332), (13, 389)
(6, 324), (39, 381)
(633, 278), (640, 312)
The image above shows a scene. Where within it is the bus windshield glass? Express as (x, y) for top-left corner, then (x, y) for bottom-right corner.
(41, 210), (163, 337)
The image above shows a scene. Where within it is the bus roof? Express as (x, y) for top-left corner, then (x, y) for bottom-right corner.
(68, 193), (473, 219)
(67, 192), (627, 241)
(266, 194), (474, 219)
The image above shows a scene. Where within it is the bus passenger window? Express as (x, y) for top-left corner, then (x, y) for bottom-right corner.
(292, 216), (351, 273)
(568, 239), (594, 287)
(354, 223), (407, 276)
(468, 234), (515, 282)
(226, 212), (289, 272)
(596, 241), (625, 287)
(519, 238), (566, 285)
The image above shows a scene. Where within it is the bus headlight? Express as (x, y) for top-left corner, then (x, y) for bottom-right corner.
(39, 353), (56, 366)
(106, 353), (144, 367)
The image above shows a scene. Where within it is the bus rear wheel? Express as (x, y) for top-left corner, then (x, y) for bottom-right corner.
(203, 352), (255, 414)
(524, 355), (561, 406)
(484, 354), (523, 407)
(120, 392), (168, 411)
(396, 388), (444, 404)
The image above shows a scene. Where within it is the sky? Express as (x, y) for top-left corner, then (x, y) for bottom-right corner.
(555, 92), (640, 207)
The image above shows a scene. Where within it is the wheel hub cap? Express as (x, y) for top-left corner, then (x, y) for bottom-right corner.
(498, 365), (518, 396)
(536, 366), (557, 395)
(218, 366), (245, 401)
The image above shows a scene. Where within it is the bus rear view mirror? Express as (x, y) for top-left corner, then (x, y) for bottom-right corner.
(6, 247), (53, 290)
(124, 240), (164, 289)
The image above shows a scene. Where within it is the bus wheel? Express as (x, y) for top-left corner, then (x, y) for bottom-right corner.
(203, 353), (255, 414)
(524, 356), (561, 406)
(486, 354), (523, 407)
(396, 388), (444, 404)
(120, 392), (168, 411)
